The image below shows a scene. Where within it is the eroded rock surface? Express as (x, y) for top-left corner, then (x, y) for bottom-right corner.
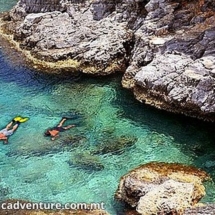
(134, 54), (215, 121)
(184, 204), (215, 215)
(121, 0), (215, 122)
(3, 0), (133, 75)
(115, 162), (210, 215)
(1, 0), (215, 120)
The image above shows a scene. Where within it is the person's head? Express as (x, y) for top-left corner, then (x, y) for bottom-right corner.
(44, 130), (51, 137)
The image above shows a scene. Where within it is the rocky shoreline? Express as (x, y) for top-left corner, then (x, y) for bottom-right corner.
(0, 0), (215, 121)
(1, 0), (215, 122)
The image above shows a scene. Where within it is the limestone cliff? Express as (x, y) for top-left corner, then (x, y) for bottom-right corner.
(0, 0), (215, 121)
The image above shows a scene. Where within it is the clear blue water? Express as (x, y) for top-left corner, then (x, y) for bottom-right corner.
(1, 2), (215, 215)
(0, 0), (17, 12)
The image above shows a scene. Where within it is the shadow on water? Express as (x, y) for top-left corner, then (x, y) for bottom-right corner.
(113, 82), (215, 175)
(0, 49), (82, 92)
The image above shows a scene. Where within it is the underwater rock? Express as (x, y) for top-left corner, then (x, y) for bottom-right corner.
(58, 135), (86, 149)
(0, 199), (109, 215)
(92, 135), (137, 155)
(6, 135), (86, 157)
(115, 162), (210, 215)
(0, 184), (10, 199)
(68, 152), (104, 172)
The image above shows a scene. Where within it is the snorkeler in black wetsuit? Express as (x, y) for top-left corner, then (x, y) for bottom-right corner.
(44, 117), (75, 141)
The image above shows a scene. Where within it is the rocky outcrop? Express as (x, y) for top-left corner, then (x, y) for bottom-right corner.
(133, 54), (215, 121)
(0, 0), (215, 121)
(2, 0), (133, 75)
(121, 0), (215, 122)
(115, 162), (210, 215)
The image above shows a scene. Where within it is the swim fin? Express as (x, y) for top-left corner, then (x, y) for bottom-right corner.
(13, 116), (29, 123)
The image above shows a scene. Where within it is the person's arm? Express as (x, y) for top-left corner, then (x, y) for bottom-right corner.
(51, 134), (59, 141)
(3, 137), (8, 144)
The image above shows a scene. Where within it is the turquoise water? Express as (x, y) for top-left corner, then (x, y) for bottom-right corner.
(0, 0), (17, 12)
(1, 2), (215, 215)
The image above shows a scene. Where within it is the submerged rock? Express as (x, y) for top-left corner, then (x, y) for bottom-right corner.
(6, 134), (86, 157)
(0, 184), (10, 199)
(92, 135), (137, 155)
(115, 162), (210, 215)
(68, 152), (104, 171)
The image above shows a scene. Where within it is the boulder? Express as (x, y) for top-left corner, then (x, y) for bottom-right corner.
(115, 162), (210, 215)
(92, 135), (137, 155)
(68, 152), (104, 171)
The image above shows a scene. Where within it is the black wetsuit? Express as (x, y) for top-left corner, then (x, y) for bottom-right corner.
(52, 126), (66, 132)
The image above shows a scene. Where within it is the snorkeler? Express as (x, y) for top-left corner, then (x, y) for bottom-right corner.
(44, 117), (75, 141)
(0, 116), (29, 144)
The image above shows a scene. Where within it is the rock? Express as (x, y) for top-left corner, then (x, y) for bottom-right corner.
(6, 134), (86, 157)
(184, 204), (215, 215)
(1, 0), (215, 121)
(3, 1), (134, 75)
(68, 152), (104, 171)
(92, 135), (137, 155)
(133, 54), (215, 121)
(115, 162), (210, 215)
(137, 179), (195, 215)
(0, 184), (10, 198)
(121, 0), (215, 122)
